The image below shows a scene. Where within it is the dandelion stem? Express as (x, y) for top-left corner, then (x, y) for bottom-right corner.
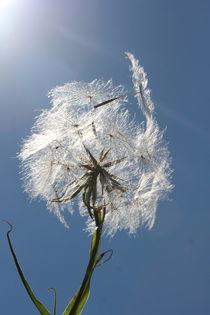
(68, 209), (104, 315)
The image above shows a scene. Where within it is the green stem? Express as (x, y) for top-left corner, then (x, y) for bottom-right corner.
(69, 212), (103, 315)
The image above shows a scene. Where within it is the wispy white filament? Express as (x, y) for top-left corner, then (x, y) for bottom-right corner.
(19, 53), (173, 236)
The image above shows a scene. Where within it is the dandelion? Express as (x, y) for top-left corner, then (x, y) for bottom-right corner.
(8, 53), (174, 315)
(19, 53), (173, 236)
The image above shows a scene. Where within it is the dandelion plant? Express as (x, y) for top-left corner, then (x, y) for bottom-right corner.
(5, 53), (173, 314)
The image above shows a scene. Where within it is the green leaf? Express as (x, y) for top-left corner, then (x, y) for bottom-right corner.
(48, 288), (57, 315)
(62, 282), (90, 315)
(62, 289), (79, 315)
(3, 221), (51, 315)
(76, 283), (90, 314)
(94, 249), (113, 267)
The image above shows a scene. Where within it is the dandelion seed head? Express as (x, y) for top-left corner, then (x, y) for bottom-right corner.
(19, 54), (173, 236)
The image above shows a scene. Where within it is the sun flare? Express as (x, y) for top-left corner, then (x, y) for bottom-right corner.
(0, 0), (13, 7)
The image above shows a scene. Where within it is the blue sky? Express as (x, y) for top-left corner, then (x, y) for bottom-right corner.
(1, 0), (210, 314)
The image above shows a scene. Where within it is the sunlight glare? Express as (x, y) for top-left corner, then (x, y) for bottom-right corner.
(0, 0), (9, 6)
(0, 0), (12, 4)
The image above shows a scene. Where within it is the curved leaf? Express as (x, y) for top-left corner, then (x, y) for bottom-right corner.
(48, 288), (57, 315)
(3, 221), (51, 315)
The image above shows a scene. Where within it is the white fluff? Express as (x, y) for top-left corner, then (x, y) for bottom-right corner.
(19, 53), (173, 236)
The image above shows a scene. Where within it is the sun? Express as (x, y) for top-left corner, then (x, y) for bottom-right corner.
(0, 0), (13, 6)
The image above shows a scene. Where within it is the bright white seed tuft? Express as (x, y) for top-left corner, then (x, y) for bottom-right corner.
(19, 53), (173, 236)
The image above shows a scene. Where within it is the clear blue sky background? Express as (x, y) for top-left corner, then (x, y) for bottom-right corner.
(0, 0), (210, 314)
